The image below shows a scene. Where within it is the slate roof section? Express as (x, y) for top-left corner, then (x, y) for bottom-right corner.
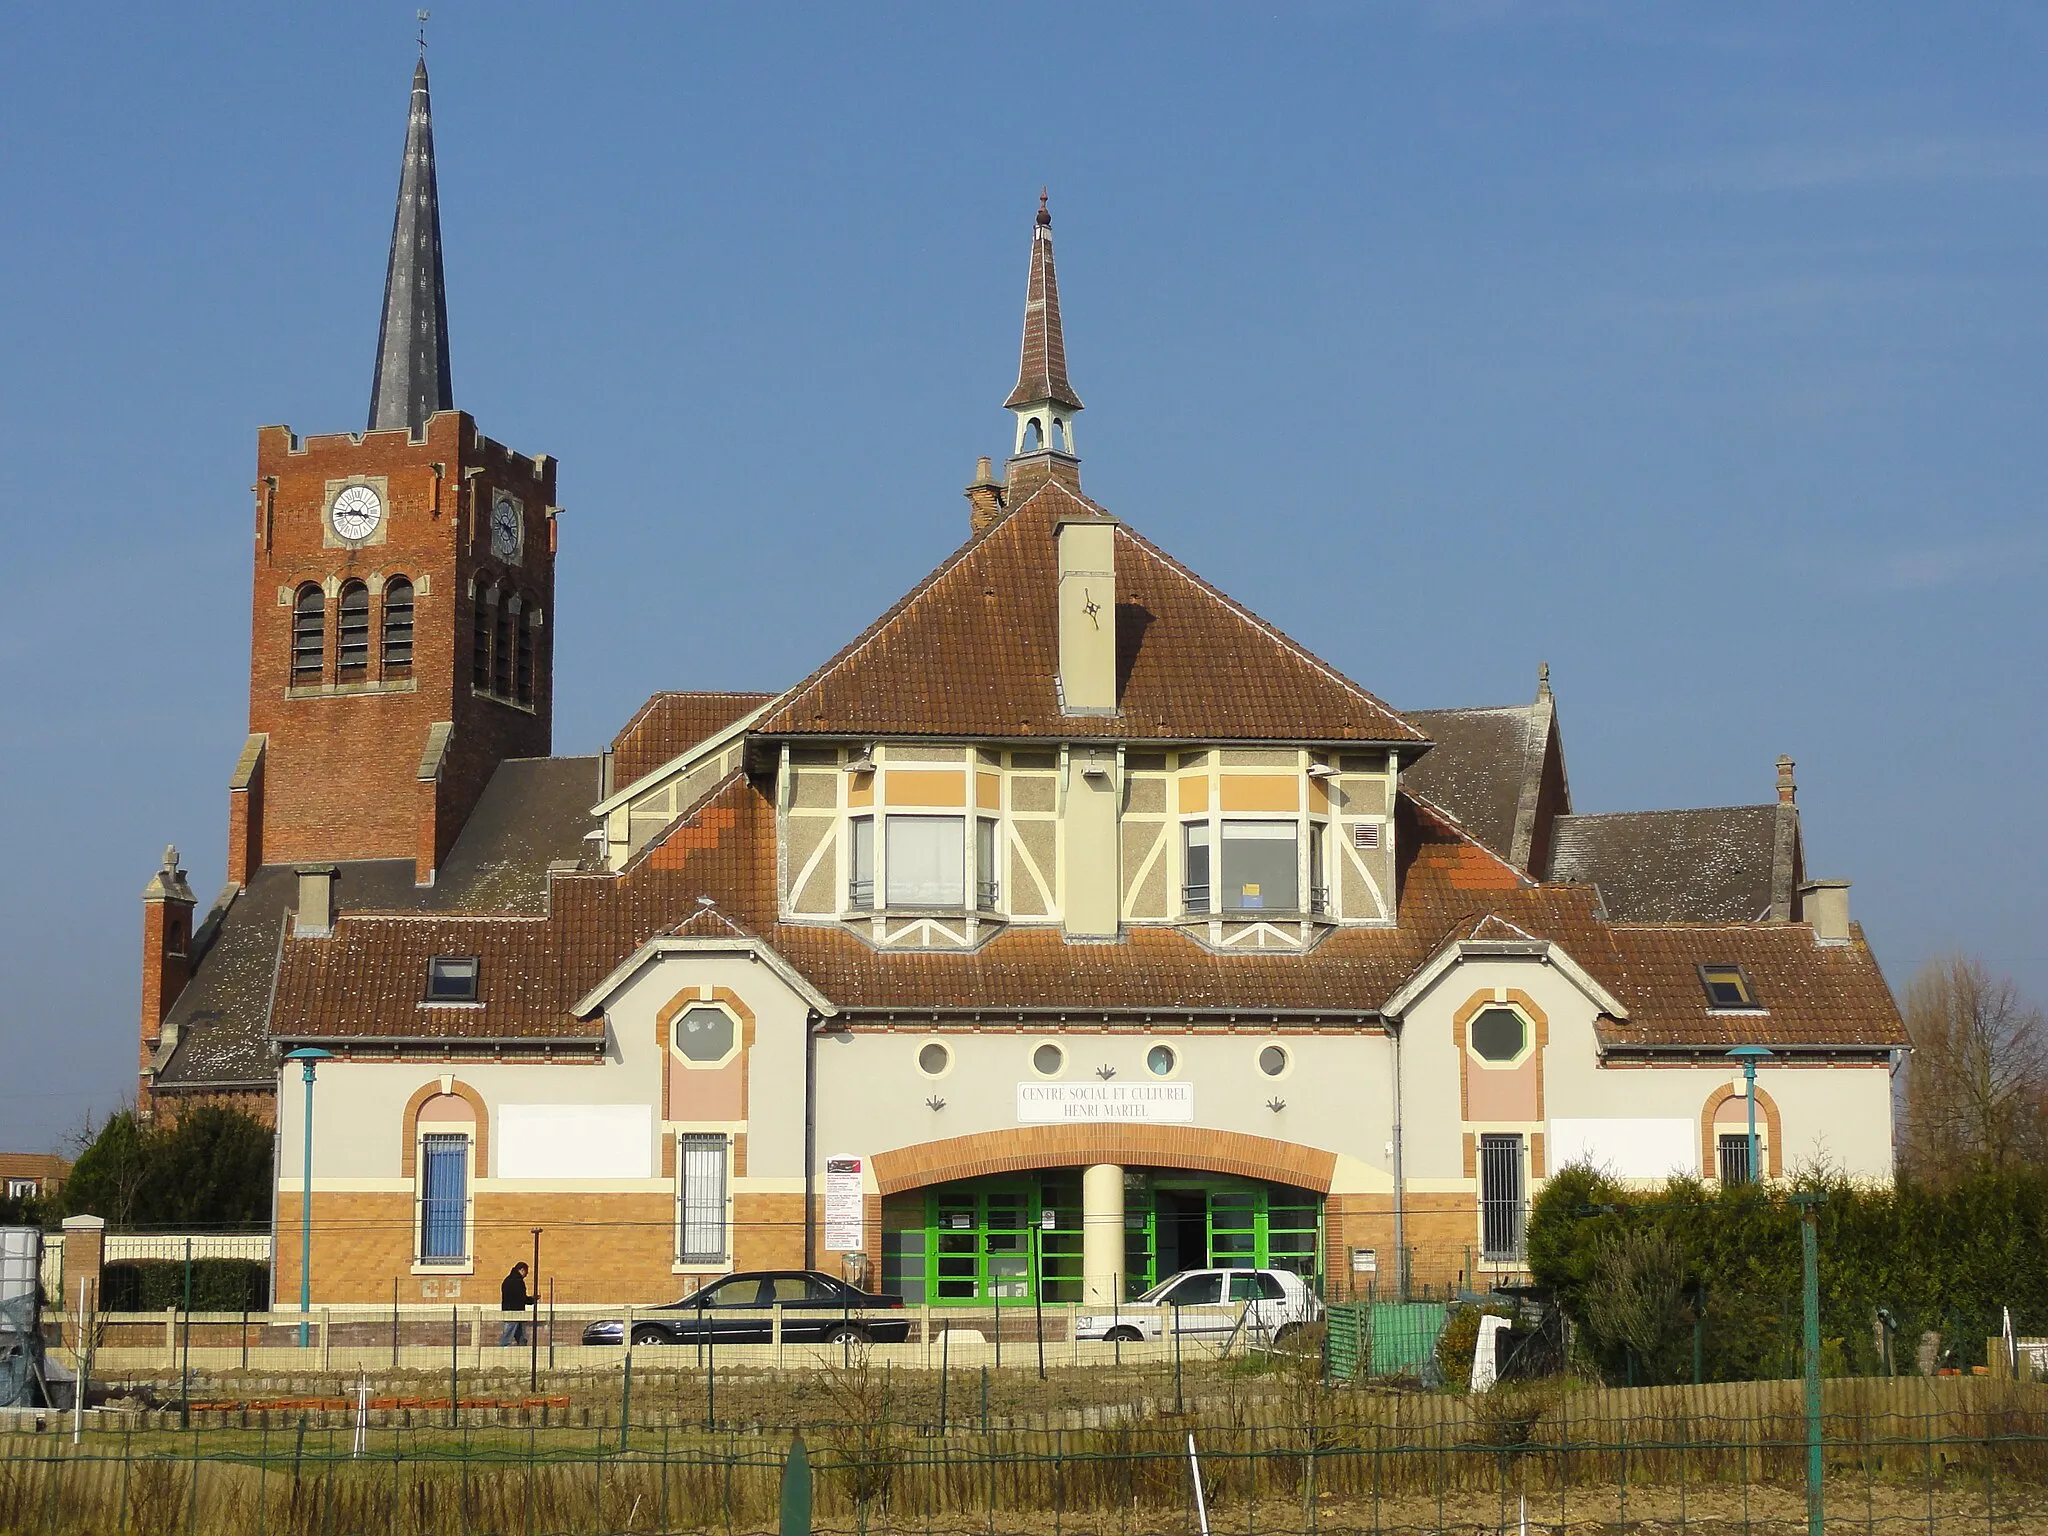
(752, 482), (1427, 744)
(154, 755), (601, 1088)
(1003, 197), (1083, 412)
(265, 771), (1902, 1053)
(1402, 705), (1541, 858)
(367, 58), (453, 434)
(1549, 806), (1785, 923)
(609, 693), (773, 788)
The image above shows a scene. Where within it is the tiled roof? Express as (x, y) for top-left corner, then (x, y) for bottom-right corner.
(1549, 807), (1784, 923)
(266, 773), (1902, 1053)
(1003, 199), (1082, 412)
(752, 482), (1427, 744)
(157, 756), (600, 1089)
(1601, 923), (1905, 1050)
(610, 694), (772, 788)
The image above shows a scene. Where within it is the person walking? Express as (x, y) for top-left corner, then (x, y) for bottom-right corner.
(499, 1261), (531, 1346)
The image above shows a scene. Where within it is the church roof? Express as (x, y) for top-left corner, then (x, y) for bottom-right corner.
(1003, 196), (1083, 412)
(1549, 805), (1791, 924)
(366, 58), (454, 434)
(752, 479), (1426, 745)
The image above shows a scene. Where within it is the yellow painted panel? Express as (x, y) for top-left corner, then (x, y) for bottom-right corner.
(977, 771), (1002, 808)
(1308, 777), (1330, 813)
(886, 769), (966, 807)
(1176, 775), (1210, 814)
(847, 774), (874, 808)
(1220, 774), (1300, 812)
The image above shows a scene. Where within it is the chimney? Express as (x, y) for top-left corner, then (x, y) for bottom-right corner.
(965, 456), (1006, 535)
(138, 845), (197, 1117)
(1800, 879), (1850, 944)
(1055, 515), (1117, 716)
(295, 865), (340, 937)
(1777, 755), (1797, 805)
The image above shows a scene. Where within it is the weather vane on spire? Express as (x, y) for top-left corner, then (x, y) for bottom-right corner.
(417, 9), (430, 55)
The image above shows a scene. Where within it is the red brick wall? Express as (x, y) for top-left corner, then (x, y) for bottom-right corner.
(246, 412), (555, 875)
(137, 896), (192, 1113)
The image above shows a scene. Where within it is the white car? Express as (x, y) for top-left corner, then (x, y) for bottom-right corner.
(1076, 1268), (1323, 1344)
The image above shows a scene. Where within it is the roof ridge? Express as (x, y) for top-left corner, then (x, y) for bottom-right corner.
(1558, 803), (1777, 823)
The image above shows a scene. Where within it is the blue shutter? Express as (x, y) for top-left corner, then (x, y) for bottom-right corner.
(419, 1134), (469, 1263)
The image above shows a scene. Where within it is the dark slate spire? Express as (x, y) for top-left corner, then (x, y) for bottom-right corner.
(367, 58), (453, 434)
(1004, 192), (1083, 413)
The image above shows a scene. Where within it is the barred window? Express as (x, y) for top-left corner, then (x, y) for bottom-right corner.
(381, 577), (415, 672)
(336, 581), (370, 676)
(678, 1134), (728, 1264)
(418, 1133), (469, 1265)
(291, 585), (325, 681)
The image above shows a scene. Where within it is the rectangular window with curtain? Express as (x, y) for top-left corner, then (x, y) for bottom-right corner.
(1222, 819), (1300, 912)
(678, 1134), (729, 1264)
(885, 814), (965, 907)
(418, 1133), (469, 1264)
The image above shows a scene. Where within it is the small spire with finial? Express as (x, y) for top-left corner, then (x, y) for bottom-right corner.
(1537, 661), (1552, 698)
(417, 9), (430, 55)
(1038, 187), (1051, 227)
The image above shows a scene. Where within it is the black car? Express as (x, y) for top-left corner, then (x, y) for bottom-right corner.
(582, 1270), (910, 1346)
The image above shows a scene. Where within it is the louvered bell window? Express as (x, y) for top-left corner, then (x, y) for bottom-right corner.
(336, 582), (371, 676)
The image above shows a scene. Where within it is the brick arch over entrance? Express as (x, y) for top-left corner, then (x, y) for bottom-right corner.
(871, 1126), (1337, 1196)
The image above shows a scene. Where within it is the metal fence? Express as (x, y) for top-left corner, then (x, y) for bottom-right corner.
(2, 1378), (2047, 1534)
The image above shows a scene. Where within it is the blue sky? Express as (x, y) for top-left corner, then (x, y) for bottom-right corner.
(2, 4), (2043, 1149)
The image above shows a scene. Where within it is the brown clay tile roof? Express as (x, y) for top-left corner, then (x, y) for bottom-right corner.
(268, 769), (1900, 1054)
(1600, 923), (1905, 1050)
(1003, 199), (1083, 412)
(609, 693), (773, 787)
(752, 482), (1426, 744)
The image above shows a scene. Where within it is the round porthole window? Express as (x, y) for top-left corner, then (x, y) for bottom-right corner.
(674, 1005), (735, 1063)
(917, 1041), (951, 1077)
(1146, 1044), (1177, 1077)
(1471, 1007), (1528, 1063)
(1032, 1042), (1065, 1077)
(1258, 1045), (1289, 1077)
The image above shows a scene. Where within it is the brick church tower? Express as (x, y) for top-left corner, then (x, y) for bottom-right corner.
(232, 57), (556, 886)
(138, 55), (562, 1116)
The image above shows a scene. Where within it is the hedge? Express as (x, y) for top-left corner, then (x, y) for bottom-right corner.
(1526, 1164), (2048, 1385)
(99, 1259), (270, 1313)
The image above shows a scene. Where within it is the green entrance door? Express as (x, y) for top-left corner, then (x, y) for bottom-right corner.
(926, 1180), (1083, 1304)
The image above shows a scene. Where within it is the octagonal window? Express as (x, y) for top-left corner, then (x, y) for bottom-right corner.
(1470, 1007), (1528, 1064)
(674, 1005), (736, 1063)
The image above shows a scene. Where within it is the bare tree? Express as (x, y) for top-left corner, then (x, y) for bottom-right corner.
(1901, 954), (2048, 1179)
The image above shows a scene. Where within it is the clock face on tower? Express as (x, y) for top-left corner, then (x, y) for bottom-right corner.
(490, 494), (522, 561)
(329, 483), (384, 542)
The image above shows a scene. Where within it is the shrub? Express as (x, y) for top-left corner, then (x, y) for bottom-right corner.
(100, 1259), (269, 1312)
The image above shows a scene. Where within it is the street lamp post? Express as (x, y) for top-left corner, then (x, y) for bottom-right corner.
(284, 1048), (334, 1347)
(1725, 1045), (1774, 1185)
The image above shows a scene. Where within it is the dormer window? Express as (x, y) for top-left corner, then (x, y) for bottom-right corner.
(426, 956), (479, 1003)
(1700, 964), (1760, 1011)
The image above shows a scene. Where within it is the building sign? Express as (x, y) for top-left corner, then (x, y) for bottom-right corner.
(1016, 1082), (1194, 1124)
(824, 1156), (865, 1251)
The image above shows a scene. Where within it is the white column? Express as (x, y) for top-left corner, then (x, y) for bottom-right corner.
(1082, 1163), (1125, 1305)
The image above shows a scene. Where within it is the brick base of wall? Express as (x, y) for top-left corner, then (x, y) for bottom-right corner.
(277, 1191), (813, 1305)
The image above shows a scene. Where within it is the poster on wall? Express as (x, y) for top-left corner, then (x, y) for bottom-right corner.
(824, 1155), (865, 1251)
